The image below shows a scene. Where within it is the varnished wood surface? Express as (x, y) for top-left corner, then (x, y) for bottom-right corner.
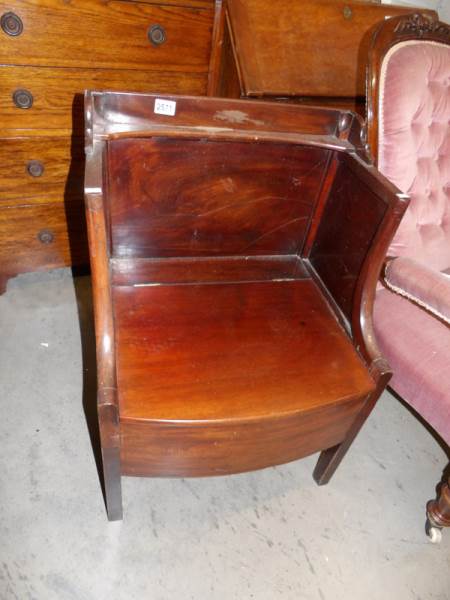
(90, 91), (348, 139)
(0, 66), (208, 132)
(113, 279), (375, 421)
(111, 255), (308, 286)
(84, 91), (408, 519)
(121, 397), (364, 477)
(0, 0), (215, 287)
(0, 135), (83, 205)
(309, 155), (388, 319)
(218, 0), (435, 98)
(0, 201), (88, 272)
(107, 137), (330, 258)
(428, 477), (450, 529)
(207, 0), (241, 98)
(0, 0), (213, 71)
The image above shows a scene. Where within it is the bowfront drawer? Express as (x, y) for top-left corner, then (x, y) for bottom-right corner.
(0, 65), (207, 130)
(0, 201), (88, 273)
(0, 136), (84, 206)
(0, 0), (213, 71)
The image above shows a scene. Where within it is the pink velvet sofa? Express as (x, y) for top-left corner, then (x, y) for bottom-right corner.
(367, 12), (450, 542)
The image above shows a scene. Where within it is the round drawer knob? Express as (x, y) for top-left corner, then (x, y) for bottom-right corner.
(38, 229), (54, 245)
(343, 6), (353, 20)
(13, 88), (33, 109)
(1, 12), (23, 36)
(148, 24), (166, 46)
(27, 160), (44, 178)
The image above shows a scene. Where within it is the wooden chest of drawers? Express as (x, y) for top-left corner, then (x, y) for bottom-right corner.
(208, 0), (436, 113)
(0, 0), (214, 291)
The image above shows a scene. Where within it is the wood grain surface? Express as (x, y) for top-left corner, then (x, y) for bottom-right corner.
(0, 0), (213, 71)
(107, 137), (330, 258)
(121, 397), (365, 477)
(113, 279), (375, 421)
(0, 135), (83, 205)
(0, 66), (208, 132)
(223, 0), (436, 97)
(111, 255), (308, 286)
(0, 201), (88, 273)
(83, 91), (409, 519)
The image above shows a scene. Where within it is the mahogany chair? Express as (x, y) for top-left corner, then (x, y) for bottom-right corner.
(367, 13), (450, 542)
(84, 91), (407, 520)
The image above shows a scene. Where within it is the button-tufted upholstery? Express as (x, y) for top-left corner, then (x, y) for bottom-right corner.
(378, 41), (450, 272)
(373, 35), (450, 445)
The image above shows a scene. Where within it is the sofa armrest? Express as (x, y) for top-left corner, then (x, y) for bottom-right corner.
(384, 257), (450, 325)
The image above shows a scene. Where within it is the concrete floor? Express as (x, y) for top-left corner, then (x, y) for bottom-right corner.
(0, 268), (449, 600)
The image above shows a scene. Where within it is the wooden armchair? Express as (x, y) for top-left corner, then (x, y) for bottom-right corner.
(367, 13), (450, 542)
(84, 91), (408, 520)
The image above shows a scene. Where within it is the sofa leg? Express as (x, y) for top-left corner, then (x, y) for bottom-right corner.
(426, 476), (450, 543)
(102, 446), (123, 521)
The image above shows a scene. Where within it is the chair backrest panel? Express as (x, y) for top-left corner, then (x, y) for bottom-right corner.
(310, 154), (389, 319)
(106, 137), (330, 259)
(377, 39), (450, 271)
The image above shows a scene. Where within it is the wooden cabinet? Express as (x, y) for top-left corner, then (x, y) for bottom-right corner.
(208, 0), (436, 112)
(0, 0), (214, 291)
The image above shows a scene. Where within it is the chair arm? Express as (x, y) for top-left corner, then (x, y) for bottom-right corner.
(384, 257), (450, 325)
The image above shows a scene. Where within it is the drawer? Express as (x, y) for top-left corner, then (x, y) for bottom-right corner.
(0, 201), (88, 274)
(0, 135), (84, 205)
(0, 65), (207, 130)
(0, 1), (213, 71)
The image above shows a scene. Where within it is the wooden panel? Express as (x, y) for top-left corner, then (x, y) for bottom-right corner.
(111, 255), (308, 286)
(309, 155), (387, 319)
(0, 0), (213, 71)
(0, 201), (88, 273)
(207, 2), (241, 98)
(107, 137), (330, 258)
(113, 280), (375, 421)
(0, 66), (207, 132)
(226, 0), (436, 97)
(0, 135), (83, 206)
(121, 397), (364, 477)
(92, 91), (345, 138)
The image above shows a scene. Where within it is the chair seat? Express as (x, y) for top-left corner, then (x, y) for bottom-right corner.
(113, 279), (375, 423)
(374, 288), (450, 444)
(113, 277), (375, 477)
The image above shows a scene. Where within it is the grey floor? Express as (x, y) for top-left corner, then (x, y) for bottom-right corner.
(0, 269), (449, 600)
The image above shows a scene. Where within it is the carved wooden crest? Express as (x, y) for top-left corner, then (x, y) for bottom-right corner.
(395, 13), (450, 40)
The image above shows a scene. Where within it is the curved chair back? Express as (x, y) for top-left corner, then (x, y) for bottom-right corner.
(367, 13), (450, 272)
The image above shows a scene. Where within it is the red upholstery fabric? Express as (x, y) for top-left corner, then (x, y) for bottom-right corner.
(378, 41), (450, 272)
(384, 257), (450, 325)
(374, 289), (450, 443)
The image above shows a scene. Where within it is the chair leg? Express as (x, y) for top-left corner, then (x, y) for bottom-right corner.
(0, 275), (8, 295)
(98, 397), (123, 520)
(426, 476), (450, 543)
(313, 443), (345, 485)
(102, 446), (123, 521)
(313, 402), (374, 485)
(313, 366), (391, 485)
